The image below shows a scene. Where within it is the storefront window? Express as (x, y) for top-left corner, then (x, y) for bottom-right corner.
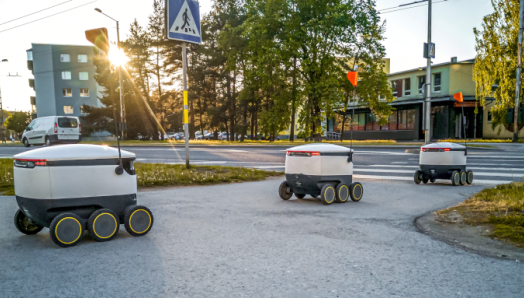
(389, 111), (398, 130)
(398, 110), (407, 130)
(407, 109), (415, 130)
(358, 114), (365, 131)
(365, 113), (373, 130)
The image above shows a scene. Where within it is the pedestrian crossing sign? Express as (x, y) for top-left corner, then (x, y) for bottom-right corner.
(166, 0), (201, 44)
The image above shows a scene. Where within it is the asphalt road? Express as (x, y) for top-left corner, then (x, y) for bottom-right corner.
(2, 144), (524, 184)
(1, 179), (523, 297)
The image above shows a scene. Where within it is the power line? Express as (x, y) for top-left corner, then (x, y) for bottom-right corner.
(0, 0), (73, 27)
(0, 1), (97, 34)
(379, 0), (449, 14)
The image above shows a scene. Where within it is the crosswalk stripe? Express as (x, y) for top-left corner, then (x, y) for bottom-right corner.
(352, 174), (512, 185)
(364, 165), (524, 171)
(353, 168), (524, 178)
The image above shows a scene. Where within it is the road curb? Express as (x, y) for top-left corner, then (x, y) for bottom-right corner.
(415, 212), (524, 261)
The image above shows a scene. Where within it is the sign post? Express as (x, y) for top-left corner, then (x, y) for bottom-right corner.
(165, 0), (201, 169)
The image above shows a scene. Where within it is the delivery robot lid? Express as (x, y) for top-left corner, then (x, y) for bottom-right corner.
(14, 144), (135, 161)
(421, 142), (466, 151)
(287, 143), (353, 154)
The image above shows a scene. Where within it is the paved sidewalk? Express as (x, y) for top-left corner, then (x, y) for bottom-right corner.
(0, 179), (523, 297)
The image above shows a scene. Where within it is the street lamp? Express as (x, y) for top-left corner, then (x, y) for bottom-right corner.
(94, 8), (126, 139)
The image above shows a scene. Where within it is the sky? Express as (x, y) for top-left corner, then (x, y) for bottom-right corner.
(0, 0), (494, 112)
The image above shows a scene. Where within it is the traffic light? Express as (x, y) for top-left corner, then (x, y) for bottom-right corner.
(85, 28), (109, 54)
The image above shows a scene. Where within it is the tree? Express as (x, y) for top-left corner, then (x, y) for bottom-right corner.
(473, 0), (523, 134)
(5, 112), (31, 139)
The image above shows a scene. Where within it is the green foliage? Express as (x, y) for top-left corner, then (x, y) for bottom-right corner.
(0, 158), (14, 195)
(4, 112), (30, 137)
(473, 0), (522, 134)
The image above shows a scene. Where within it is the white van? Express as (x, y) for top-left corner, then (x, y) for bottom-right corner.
(22, 116), (82, 147)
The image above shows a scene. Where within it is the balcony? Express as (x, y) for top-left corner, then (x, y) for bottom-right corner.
(29, 79), (34, 90)
(30, 96), (36, 105)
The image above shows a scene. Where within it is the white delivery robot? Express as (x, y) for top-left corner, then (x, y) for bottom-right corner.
(13, 144), (154, 248)
(279, 143), (363, 205)
(414, 142), (473, 186)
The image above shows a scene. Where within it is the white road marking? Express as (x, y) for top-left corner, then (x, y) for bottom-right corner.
(353, 174), (511, 185)
(225, 149), (249, 153)
(354, 168), (524, 178)
(366, 165), (524, 171)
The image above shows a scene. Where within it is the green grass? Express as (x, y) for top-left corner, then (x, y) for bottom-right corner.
(0, 159), (282, 195)
(0, 159), (14, 195)
(135, 163), (282, 188)
(80, 139), (419, 147)
(438, 138), (524, 143)
(437, 182), (524, 247)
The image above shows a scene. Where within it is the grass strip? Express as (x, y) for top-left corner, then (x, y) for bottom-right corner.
(77, 139), (416, 147)
(0, 159), (283, 195)
(438, 138), (524, 143)
(437, 182), (524, 247)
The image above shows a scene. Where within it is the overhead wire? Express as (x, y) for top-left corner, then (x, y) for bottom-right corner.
(0, 0), (73, 26)
(0, 1), (97, 34)
(379, 0), (450, 14)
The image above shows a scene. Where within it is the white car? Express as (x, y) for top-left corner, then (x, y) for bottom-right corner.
(22, 116), (82, 147)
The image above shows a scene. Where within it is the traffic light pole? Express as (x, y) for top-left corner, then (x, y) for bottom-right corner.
(514, 0), (524, 142)
(182, 42), (190, 169)
(424, 0), (432, 144)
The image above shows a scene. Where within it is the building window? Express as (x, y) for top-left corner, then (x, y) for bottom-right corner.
(404, 78), (411, 96)
(391, 81), (398, 97)
(62, 88), (72, 97)
(60, 54), (70, 62)
(389, 111), (398, 130)
(487, 112), (492, 122)
(79, 72), (89, 81)
(418, 76), (425, 95)
(80, 105), (88, 114)
(434, 73), (441, 92)
(78, 54), (88, 63)
(64, 106), (74, 114)
(62, 71), (71, 80)
(80, 88), (89, 97)
(407, 109), (415, 130)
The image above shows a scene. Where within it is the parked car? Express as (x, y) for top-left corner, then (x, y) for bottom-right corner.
(174, 132), (185, 140)
(203, 132), (215, 140)
(218, 132), (230, 140)
(22, 116), (81, 147)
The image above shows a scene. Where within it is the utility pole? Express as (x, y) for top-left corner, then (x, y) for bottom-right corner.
(182, 42), (190, 169)
(514, 0), (524, 142)
(117, 20), (125, 140)
(424, 0), (432, 144)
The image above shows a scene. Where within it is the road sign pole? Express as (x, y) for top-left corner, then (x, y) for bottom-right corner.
(424, 0), (432, 144)
(182, 42), (190, 169)
(513, 0), (524, 142)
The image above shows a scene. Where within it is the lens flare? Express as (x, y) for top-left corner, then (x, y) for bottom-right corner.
(108, 47), (128, 66)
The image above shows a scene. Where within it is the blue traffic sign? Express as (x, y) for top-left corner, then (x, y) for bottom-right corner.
(423, 42), (435, 59)
(166, 0), (201, 44)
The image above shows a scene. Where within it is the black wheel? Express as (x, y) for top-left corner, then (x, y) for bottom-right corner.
(310, 194), (319, 199)
(14, 209), (43, 235)
(466, 170), (474, 185)
(336, 183), (349, 203)
(49, 213), (83, 248)
(430, 178), (436, 183)
(414, 170), (422, 184)
(459, 171), (467, 185)
(295, 193), (306, 199)
(45, 136), (51, 147)
(88, 209), (119, 242)
(278, 181), (293, 200)
(350, 182), (364, 202)
(320, 184), (336, 205)
(124, 205), (153, 237)
(451, 170), (460, 186)
(23, 138), (30, 147)
(422, 178), (429, 184)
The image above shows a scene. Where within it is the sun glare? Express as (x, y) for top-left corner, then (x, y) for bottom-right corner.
(108, 47), (128, 67)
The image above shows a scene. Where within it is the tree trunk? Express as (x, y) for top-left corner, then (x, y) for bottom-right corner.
(290, 56), (297, 142)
